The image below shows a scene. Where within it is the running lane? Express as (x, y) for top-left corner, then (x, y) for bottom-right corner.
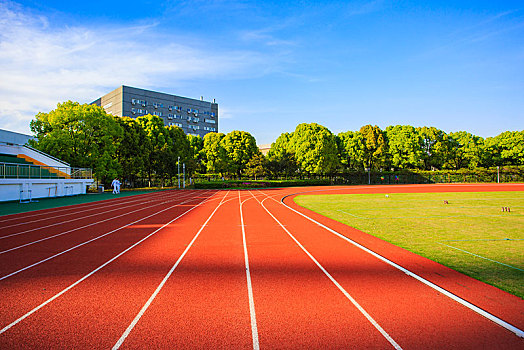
(0, 190), (215, 348)
(242, 190), (395, 348)
(0, 190), (203, 278)
(258, 187), (524, 348)
(114, 190), (254, 349)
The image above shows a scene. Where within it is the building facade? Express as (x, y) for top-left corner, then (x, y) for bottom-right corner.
(92, 86), (218, 138)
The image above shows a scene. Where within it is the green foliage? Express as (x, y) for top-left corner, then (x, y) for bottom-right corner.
(187, 134), (205, 173)
(288, 123), (339, 174)
(115, 117), (150, 185)
(29, 101), (123, 183)
(203, 132), (227, 174)
(245, 153), (268, 179)
(359, 124), (387, 170)
(220, 130), (260, 177)
(385, 125), (422, 169)
(336, 131), (365, 170)
(417, 126), (451, 170)
(447, 131), (484, 169)
(484, 131), (524, 166)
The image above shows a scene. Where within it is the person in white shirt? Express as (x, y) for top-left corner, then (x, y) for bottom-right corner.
(111, 178), (121, 194)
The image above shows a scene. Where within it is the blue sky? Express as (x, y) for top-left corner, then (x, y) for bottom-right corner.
(1, 0), (523, 144)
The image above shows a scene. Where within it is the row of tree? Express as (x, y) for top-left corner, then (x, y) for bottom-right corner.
(265, 123), (523, 176)
(29, 101), (261, 185)
(29, 101), (523, 185)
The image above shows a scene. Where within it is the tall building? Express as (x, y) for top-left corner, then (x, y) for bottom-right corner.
(92, 85), (218, 138)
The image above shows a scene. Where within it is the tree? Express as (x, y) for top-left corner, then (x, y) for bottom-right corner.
(187, 134), (205, 173)
(417, 126), (451, 170)
(114, 116), (150, 186)
(359, 125), (387, 170)
(385, 125), (422, 169)
(135, 114), (171, 185)
(287, 123), (339, 174)
(484, 131), (524, 166)
(165, 125), (191, 184)
(336, 131), (365, 171)
(203, 132), (227, 174)
(267, 132), (292, 159)
(29, 101), (123, 184)
(245, 153), (268, 180)
(221, 130), (260, 178)
(447, 131), (484, 169)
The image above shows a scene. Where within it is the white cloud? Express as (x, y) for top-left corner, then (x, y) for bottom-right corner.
(0, 1), (275, 134)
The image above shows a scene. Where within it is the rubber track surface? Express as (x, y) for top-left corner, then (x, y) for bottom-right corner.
(0, 185), (522, 349)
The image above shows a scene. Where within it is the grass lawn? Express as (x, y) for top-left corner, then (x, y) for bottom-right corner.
(295, 191), (524, 299)
(0, 190), (160, 217)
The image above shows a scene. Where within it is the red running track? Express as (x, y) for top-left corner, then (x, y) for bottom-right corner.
(0, 184), (522, 349)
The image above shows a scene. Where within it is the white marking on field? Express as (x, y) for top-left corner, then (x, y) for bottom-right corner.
(0, 191), (214, 336)
(240, 192), (260, 350)
(437, 242), (524, 272)
(277, 191), (524, 339)
(112, 191), (231, 350)
(254, 192), (403, 350)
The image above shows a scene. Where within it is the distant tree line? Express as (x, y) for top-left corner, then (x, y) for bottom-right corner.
(29, 101), (523, 186)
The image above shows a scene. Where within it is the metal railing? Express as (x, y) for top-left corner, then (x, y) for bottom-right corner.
(0, 162), (92, 179)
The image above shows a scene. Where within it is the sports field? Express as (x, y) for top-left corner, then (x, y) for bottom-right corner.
(0, 184), (522, 348)
(295, 191), (524, 298)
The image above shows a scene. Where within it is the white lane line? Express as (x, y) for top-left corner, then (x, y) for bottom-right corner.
(252, 192), (402, 350)
(0, 191), (214, 336)
(277, 192), (524, 339)
(0, 191), (199, 254)
(437, 242), (524, 272)
(0, 191), (214, 281)
(0, 191), (185, 240)
(0, 191), (165, 223)
(0, 190), (171, 227)
(239, 191), (260, 350)
(112, 191), (231, 350)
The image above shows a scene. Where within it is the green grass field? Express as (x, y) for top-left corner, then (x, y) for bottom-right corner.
(295, 191), (524, 299)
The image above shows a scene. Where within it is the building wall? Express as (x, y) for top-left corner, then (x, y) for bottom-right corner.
(93, 86), (218, 138)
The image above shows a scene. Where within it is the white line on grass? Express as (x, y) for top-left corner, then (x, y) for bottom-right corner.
(0, 191), (214, 336)
(0, 191), (214, 281)
(253, 191), (403, 350)
(112, 191), (232, 350)
(240, 191), (260, 350)
(437, 243), (524, 272)
(278, 191), (524, 339)
(0, 191), (199, 254)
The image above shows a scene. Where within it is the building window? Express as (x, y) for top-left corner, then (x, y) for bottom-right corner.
(131, 108), (136, 114)
(204, 118), (215, 124)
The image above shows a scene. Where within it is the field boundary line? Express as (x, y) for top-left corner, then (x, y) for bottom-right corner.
(279, 191), (524, 339)
(0, 191), (175, 229)
(253, 191), (403, 350)
(0, 191), (199, 254)
(437, 242), (524, 272)
(240, 192), (260, 350)
(112, 191), (231, 350)
(0, 191), (214, 281)
(0, 191), (215, 336)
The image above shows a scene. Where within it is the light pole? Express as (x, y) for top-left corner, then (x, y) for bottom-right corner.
(178, 156), (180, 189)
(365, 168), (370, 185)
(183, 163), (186, 189)
(497, 166), (500, 183)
